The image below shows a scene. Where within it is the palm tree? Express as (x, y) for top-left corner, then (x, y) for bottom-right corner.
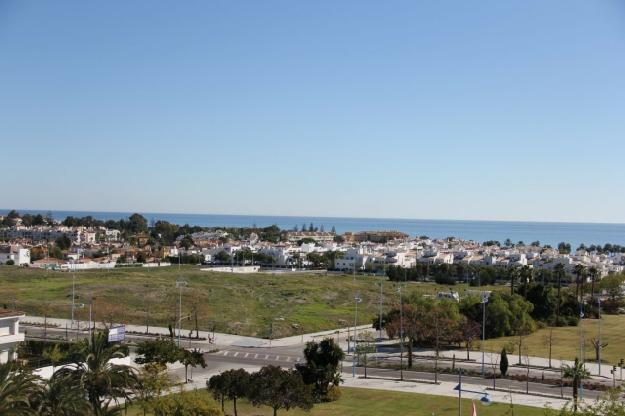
(509, 266), (518, 295)
(563, 357), (590, 413)
(520, 265), (532, 299)
(0, 362), (41, 416)
(37, 370), (90, 416)
(554, 264), (565, 325)
(588, 266), (599, 313)
(59, 331), (138, 415)
(573, 264), (586, 303)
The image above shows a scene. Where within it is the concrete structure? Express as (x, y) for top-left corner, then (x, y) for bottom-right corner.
(0, 310), (25, 363)
(0, 245), (30, 265)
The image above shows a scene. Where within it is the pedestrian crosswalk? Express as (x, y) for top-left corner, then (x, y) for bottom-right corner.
(212, 349), (301, 364)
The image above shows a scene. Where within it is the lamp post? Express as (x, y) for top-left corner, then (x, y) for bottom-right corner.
(175, 280), (187, 347)
(378, 281), (383, 342)
(397, 284), (404, 381)
(598, 297), (602, 376)
(71, 273), (76, 331)
(352, 293), (362, 378)
(481, 291), (489, 376)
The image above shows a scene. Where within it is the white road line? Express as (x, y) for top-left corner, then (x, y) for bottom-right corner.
(254, 354), (259, 359)
(275, 356), (280, 361)
(233, 352), (239, 357)
(264, 354), (269, 359)
(223, 351), (229, 356)
(245, 353), (250, 358)
(286, 357), (291, 362)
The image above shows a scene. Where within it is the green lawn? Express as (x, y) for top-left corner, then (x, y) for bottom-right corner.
(0, 265), (481, 338)
(126, 387), (544, 416)
(482, 314), (625, 364)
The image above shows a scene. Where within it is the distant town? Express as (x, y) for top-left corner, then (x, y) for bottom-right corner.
(1, 210), (623, 280)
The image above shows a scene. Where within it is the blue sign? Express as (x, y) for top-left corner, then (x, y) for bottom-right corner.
(108, 325), (125, 342)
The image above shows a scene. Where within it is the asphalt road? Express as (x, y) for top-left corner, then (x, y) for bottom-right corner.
(23, 325), (607, 401)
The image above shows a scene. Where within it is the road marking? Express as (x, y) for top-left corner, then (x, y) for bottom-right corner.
(296, 358), (300, 362)
(233, 352), (239, 357)
(264, 354), (269, 359)
(223, 351), (229, 356)
(275, 356), (280, 361)
(286, 357), (291, 362)
(254, 354), (258, 359)
(245, 353), (250, 358)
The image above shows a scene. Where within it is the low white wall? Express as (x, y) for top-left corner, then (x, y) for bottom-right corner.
(201, 266), (260, 273)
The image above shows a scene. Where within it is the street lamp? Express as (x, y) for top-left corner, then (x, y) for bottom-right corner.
(480, 290), (490, 377)
(397, 284), (404, 381)
(175, 280), (187, 347)
(352, 293), (362, 378)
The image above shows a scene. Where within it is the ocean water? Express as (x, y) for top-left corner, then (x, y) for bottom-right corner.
(2, 209), (625, 249)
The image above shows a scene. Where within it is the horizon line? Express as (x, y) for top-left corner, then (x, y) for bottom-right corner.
(2, 207), (625, 227)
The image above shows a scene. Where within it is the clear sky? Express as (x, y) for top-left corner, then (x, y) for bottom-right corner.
(1, 1), (624, 223)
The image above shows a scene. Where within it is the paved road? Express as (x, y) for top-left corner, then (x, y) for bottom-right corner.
(22, 324), (608, 402)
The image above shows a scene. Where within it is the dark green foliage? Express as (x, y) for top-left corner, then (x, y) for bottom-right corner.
(54, 235), (71, 250)
(295, 339), (344, 402)
(207, 369), (250, 416)
(135, 339), (182, 366)
(248, 365), (313, 416)
(500, 348), (509, 377)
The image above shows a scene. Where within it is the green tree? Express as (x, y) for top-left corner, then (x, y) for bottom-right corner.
(150, 390), (222, 416)
(295, 338), (344, 402)
(207, 373), (227, 413)
(42, 344), (65, 372)
(135, 363), (172, 416)
(135, 339), (181, 366)
(180, 349), (206, 383)
(554, 264), (566, 325)
(563, 358), (591, 413)
(221, 368), (251, 416)
(354, 333), (376, 379)
(588, 266), (600, 312)
(54, 235), (71, 250)
(58, 331), (138, 415)
(0, 363), (41, 415)
(573, 264), (587, 302)
(248, 365), (313, 416)
(214, 251), (230, 264)
(127, 213), (148, 234)
(500, 348), (509, 377)
(38, 370), (91, 416)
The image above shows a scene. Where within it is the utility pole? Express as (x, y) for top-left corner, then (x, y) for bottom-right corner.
(352, 293), (362, 378)
(378, 281), (383, 341)
(481, 291), (488, 376)
(175, 280), (187, 347)
(398, 284), (404, 381)
(71, 273), (76, 337)
(598, 297), (602, 376)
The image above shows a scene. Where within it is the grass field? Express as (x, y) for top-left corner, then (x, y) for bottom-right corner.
(0, 265), (485, 338)
(482, 314), (625, 364)
(126, 387), (544, 416)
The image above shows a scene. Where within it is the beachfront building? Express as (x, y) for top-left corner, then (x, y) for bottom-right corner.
(0, 310), (25, 364)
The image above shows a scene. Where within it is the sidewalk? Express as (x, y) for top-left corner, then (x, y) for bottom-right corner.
(342, 376), (571, 409)
(22, 315), (371, 349)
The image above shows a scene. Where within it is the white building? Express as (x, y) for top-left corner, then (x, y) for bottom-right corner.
(0, 246), (30, 265)
(0, 310), (25, 363)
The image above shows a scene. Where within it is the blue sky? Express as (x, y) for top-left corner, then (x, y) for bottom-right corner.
(1, 1), (624, 223)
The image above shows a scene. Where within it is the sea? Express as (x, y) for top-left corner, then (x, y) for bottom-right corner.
(3, 209), (625, 249)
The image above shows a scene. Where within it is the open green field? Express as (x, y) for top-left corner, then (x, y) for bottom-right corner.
(126, 387), (544, 416)
(0, 265), (485, 338)
(482, 314), (625, 364)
